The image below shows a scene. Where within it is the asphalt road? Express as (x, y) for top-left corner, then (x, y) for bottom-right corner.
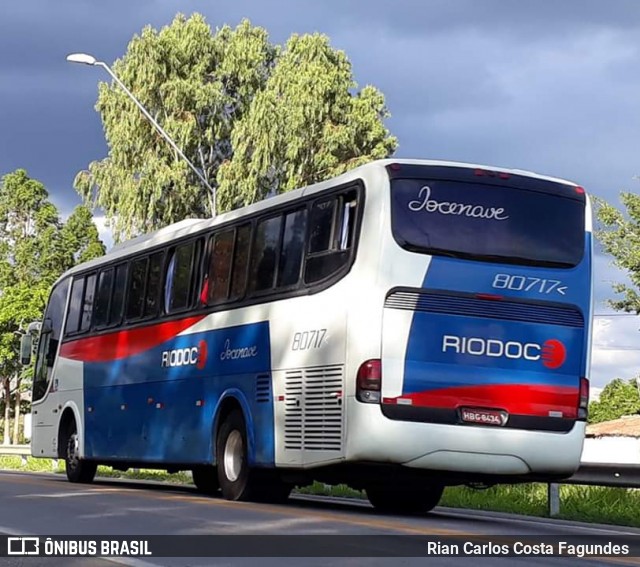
(0, 470), (638, 566)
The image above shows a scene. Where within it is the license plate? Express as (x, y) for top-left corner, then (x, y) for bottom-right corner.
(460, 407), (508, 426)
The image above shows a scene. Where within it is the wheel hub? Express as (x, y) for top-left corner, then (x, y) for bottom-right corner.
(223, 430), (243, 482)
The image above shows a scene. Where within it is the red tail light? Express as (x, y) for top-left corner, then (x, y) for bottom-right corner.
(578, 377), (589, 420)
(356, 359), (381, 403)
(475, 293), (503, 301)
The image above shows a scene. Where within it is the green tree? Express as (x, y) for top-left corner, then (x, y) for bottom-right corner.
(217, 33), (397, 210)
(0, 169), (105, 444)
(596, 189), (640, 313)
(588, 378), (640, 424)
(75, 14), (277, 240)
(74, 14), (397, 241)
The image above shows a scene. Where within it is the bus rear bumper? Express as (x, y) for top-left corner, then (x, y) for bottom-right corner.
(346, 401), (586, 478)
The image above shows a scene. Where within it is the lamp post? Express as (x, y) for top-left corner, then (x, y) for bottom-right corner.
(66, 52), (216, 217)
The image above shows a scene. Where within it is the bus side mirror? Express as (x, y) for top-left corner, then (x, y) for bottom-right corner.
(29, 320), (44, 334)
(20, 334), (33, 365)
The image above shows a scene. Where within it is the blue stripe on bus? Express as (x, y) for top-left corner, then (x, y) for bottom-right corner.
(83, 321), (275, 466)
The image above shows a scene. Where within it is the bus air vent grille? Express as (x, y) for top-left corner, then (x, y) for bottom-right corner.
(284, 364), (344, 451)
(256, 374), (271, 403)
(385, 290), (584, 328)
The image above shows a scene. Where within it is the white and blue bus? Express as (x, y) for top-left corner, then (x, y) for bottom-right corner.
(25, 159), (592, 514)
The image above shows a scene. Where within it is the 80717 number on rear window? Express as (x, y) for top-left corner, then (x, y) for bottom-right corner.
(492, 274), (567, 296)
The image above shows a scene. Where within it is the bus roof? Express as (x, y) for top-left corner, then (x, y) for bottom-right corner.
(59, 158), (579, 280)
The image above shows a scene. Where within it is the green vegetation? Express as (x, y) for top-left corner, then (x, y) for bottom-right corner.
(0, 456), (191, 484)
(75, 13), (397, 240)
(0, 169), (105, 445)
(596, 190), (640, 315)
(2, 458), (638, 528)
(441, 483), (640, 528)
(588, 377), (640, 423)
(296, 482), (363, 499)
(0, 456), (65, 473)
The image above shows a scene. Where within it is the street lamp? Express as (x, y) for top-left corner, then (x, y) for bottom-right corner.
(66, 52), (216, 217)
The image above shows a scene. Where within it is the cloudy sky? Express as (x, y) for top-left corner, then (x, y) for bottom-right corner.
(1, 0), (639, 391)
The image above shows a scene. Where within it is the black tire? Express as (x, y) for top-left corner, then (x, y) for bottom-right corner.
(216, 410), (292, 502)
(192, 465), (219, 495)
(64, 423), (97, 484)
(216, 410), (252, 500)
(366, 484), (444, 515)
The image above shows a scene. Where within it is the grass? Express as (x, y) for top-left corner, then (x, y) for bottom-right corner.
(2, 456), (639, 528)
(0, 456), (192, 484)
(442, 483), (640, 528)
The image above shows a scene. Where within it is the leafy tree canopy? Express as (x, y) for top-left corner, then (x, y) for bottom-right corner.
(0, 169), (105, 369)
(588, 378), (640, 424)
(74, 13), (397, 241)
(596, 190), (640, 314)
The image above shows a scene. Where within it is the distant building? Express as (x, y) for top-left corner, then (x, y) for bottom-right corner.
(581, 415), (640, 464)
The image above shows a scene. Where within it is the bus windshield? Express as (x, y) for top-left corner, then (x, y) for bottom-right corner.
(391, 178), (585, 268)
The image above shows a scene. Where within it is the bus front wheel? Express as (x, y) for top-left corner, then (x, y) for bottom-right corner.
(216, 410), (292, 503)
(64, 423), (97, 484)
(366, 483), (444, 515)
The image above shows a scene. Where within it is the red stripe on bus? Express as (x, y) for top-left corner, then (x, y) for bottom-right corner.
(59, 315), (206, 363)
(386, 384), (579, 418)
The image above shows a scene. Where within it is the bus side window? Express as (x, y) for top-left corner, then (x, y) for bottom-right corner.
(207, 229), (234, 305)
(126, 257), (148, 321)
(165, 240), (201, 313)
(64, 277), (84, 336)
(278, 208), (307, 287)
(144, 251), (164, 317)
(229, 224), (251, 301)
(304, 189), (358, 284)
(248, 216), (282, 294)
(308, 198), (337, 253)
(109, 263), (128, 326)
(79, 274), (97, 332)
(93, 268), (113, 329)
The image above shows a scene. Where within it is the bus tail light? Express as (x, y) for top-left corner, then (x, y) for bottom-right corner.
(356, 359), (381, 404)
(578, 377), (589, 420)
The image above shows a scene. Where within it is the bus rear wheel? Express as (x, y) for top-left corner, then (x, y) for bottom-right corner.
(366, 483), (443, 515)
(64, 423), (97, 484)
(192, 465), (219, 495)
(216, 410), (291, 503)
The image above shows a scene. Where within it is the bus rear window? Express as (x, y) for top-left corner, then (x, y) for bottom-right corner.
(391, 179), (585, 267)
